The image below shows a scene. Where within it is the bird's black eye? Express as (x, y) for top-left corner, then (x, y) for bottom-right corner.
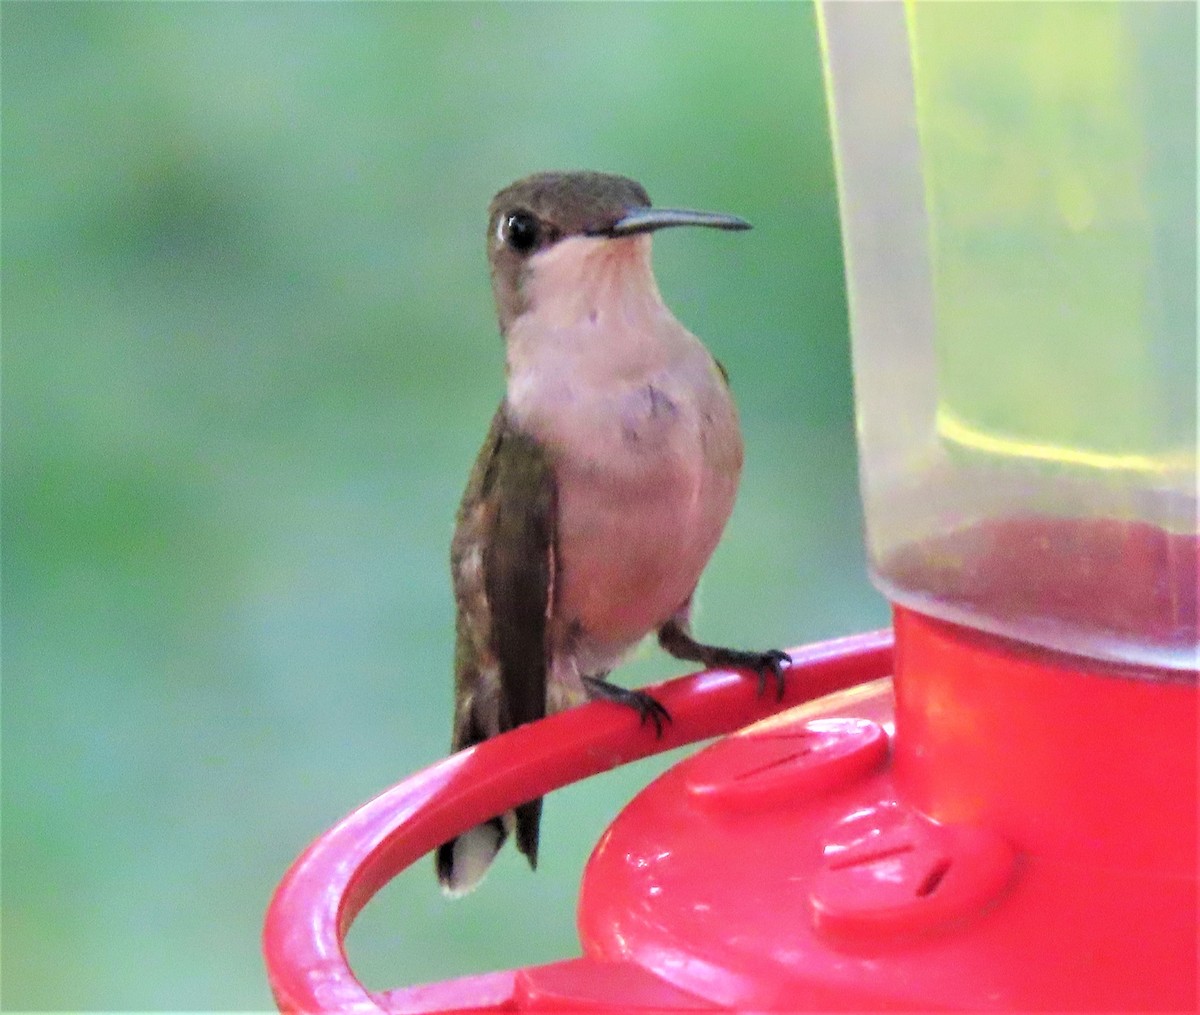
(503, 211), (540, 253)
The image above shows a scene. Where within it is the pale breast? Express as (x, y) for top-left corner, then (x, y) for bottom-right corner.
(529, 351), (742, 658)
(504, 233), (745, 672)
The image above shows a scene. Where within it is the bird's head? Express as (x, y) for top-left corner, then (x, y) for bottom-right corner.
(486, 171), (750, 336)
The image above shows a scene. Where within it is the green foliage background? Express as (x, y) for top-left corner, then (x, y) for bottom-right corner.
(2, 3), (886, 1008)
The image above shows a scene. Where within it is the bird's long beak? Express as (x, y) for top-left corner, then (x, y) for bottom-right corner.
(591, 207), (752, 237)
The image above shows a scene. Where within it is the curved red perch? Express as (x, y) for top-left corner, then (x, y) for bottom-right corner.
(263, 629), (895, 1013)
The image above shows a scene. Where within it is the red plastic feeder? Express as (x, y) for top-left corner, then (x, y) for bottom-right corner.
(265, 4), (1197, 1010)
(264, 607), (1196, 1012)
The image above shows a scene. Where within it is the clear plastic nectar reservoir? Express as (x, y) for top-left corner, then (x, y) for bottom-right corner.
(819, 2), (1197, 671)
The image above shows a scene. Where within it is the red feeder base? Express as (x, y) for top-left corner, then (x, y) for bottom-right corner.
(579, 606), (1197, 1010)
(264, 611), (1197, 1011)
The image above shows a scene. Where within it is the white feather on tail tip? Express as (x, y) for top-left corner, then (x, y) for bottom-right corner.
(438, 821), (505, 898)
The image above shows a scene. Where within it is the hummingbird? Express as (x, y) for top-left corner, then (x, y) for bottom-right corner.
(436, 171), (791, 896)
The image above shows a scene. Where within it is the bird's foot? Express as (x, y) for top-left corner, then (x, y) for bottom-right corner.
(752, 648), (792, 701)
(582, 676), (672, 738)
(702, 647), (792, 701)
(657, 620), (791, 701)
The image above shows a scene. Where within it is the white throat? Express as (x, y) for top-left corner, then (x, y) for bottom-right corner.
(504, 234), (688, 387)
(530, 234), (662, 325)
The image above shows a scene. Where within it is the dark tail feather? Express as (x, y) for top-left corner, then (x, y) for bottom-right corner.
(514, 797), (542, 869)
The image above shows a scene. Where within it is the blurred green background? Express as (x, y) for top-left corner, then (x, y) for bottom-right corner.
(2, 3), (885, 1009)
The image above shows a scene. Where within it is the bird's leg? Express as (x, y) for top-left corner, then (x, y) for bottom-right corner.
(658, 614), (791, 701)
(581, 674), (671, 738)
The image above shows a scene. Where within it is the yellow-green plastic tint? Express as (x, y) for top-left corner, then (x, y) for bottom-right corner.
(908, 1), (1194, 478)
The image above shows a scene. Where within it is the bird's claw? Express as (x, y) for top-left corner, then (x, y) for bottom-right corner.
(751, 649), (792, 701)
(582, 676), (672, 738)
(632, 692), (672, 738)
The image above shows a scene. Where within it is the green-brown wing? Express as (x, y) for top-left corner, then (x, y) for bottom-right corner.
(438, 405), (556, 890)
